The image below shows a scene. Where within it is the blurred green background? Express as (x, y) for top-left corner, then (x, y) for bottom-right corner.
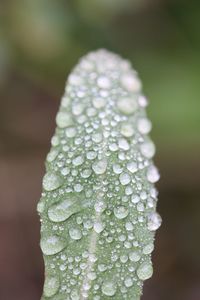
(0, 0), (200, 299)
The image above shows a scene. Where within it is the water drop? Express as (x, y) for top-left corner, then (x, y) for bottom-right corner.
(40, 235), (66, 255)
(147, 212), (162, 231)
(118, 138), (130, 151)
(137, 262), (153, 280)
(121, 123), (134, 137)
(137, 118), (152, 134)
(129, 251), (141, 262)
(69, 227), (82, 240)
(140, 141), (155, 159)
(127, 161), (138, 173)
(93, 221), (104, 233)
(92, 159), (107, 175)
(43, 172), (62, 191)
(56, 111), (73, 128)
(119, 172), (131, 185)
(117, 97), (138, 115)
(147, 166), (160, 183)
(43, 275), (60, 297)
(121, 73), (141, 92)
(48, 198), (81, 222)
(72, 156), (84, 166)
(102, 280), (117, 297)
(97, 76), (111, 89)
(114, 206), (129, 219)
(143, 243), (154, 255)
(124, 276), (133, 288)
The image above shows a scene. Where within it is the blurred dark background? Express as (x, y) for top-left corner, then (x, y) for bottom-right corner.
(0, 0), (200, 299)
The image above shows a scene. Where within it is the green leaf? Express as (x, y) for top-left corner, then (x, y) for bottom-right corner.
(38, 49), (161, 300)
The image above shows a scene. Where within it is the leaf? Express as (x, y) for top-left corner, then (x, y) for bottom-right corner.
(37, 49), (161, 300)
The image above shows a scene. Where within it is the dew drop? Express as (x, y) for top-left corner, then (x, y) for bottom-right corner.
(124, 276), (133, 288)
(43, 275), (60, 297)
(43, 172), (62, 191)
(40, 235), (66, 255)
(69, 227), (82, 240)
(119, 172), (131, 185)
(92, 97), (106, 109)
(129, 251), (141, 262)
(97, 76), (111, 89)
(143, 243), (154, 255)
(147, 212), (162, 231)
(121, 123), (134, 137)
(114, 206), (129, 219)
(48, 198), (81, 222)
(137, 118), (152, 134)
(117, 97), (138, 115)
(93, 221), (104, 233)
(102, 281), (117, 297)
(147, 166), (160, 183)
(47, 149), (59, 162)
(121, 74), (141, 92)
(92, 159), (107, 175)
(127, 161), (138, 173)
(140, 141), (155, 159)
(137, 262), (153, 280)
(118, 138), (130, 151)
(56, 111), (73, 128)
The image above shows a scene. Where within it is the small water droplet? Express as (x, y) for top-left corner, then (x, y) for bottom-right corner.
(40, 235), (66, 255)
(127, 161), (138, 173)
(137, 262), (153, 280)
(69, 227), (82, 240)
(140, 141), (155, 159)
(119, 172), (131, 185)
(124, 276), (133, 288)
(129, 251), (141, 262)
(117, 97), (138, 115)
(121, 73), (141, 92)
(114, 206), (129, 219)
(93, 221), (104, 233)
(102, 280), (117, 297)
(137, 118), (152, 134)
(43, 275), (60, 297)
(121, 123), (134, 137)
(147, 212), (162, 231)
(56, 111), (73, 128)
(92, 159), (107, 175)
(143, 243), (154, 255)
(147, 166), (160, 183)
(97, 76), (111, 89)
(118, 138), (130, 151)
(43, 172), (62, 191)
(72, 156), (84, 166)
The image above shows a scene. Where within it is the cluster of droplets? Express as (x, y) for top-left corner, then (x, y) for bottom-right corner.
(38, 49), (161, 300)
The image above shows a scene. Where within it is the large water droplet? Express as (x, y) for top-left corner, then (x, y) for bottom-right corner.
(48, 198), (81, 222)
(40, 235), (66, 255)
(92, 159), (107, 175)
(43, 275), (60, 297)
(102, 280), (117, 297)
(147, 212), (162, 231)
(42, 172), (62, 191)
(114, 206), (129, 219)
(137, 262), (153, 280)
